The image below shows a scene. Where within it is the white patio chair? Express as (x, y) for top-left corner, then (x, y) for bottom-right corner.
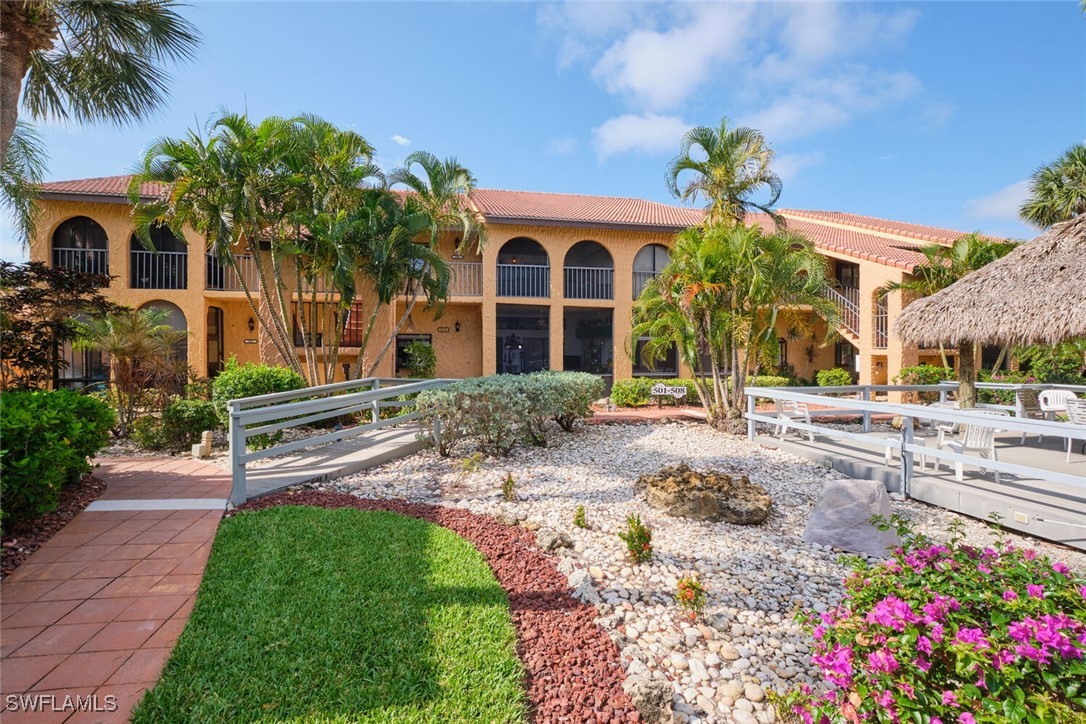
(938, 409), (1007, 483)
(1065, 398), (1086, 463)
(775, 400), (814, 442)
(1015, 389), (1046, 443)
(1040, 390), (1079, 420)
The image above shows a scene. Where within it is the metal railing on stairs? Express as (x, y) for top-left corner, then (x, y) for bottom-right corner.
(826, 286), (860, 337)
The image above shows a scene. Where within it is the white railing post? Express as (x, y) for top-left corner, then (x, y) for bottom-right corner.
(371, 378), (381, 424)
(899, 415), (913, 495)
(228, 400), (247, 505)
(746, 393), (756, 441)
(862, 387), (872, 432)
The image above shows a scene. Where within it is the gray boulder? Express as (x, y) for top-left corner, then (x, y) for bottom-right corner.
(622, 673), (673, 723)
(535, 527), (573, 551)
(803, 478), (899, 557)
(636, 463), (772, 525)
(567, 569), (601, 605)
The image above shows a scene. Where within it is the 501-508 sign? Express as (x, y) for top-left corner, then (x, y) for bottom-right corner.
(650, 383), (687, 400)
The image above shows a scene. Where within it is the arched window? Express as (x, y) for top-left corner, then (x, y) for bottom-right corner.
(52, 216), (109, 277)
(564, 240), (613, 299)
(497, 238), (549, 297)
(632, 243), (669, 298)
(130, 224), (188, 289)
(137, 300), (188, 361)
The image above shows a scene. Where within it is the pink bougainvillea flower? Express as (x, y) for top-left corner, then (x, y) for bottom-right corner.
(914, 655), (932, 672)
(942, 691), (959, 707)
(930, 623), (945, 643)
(959, 714), (976, 724)
(917, 636), (933, 655)
(1023, 549), (1038, 561)
(1003, 589), (1018, 601)
(1052, 561), (1070, 575)
(955, 627), (989, 651)
(867, 647), (900, 674)
(1027, 584), (1045, 599)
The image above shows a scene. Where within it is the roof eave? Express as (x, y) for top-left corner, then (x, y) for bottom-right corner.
(483, 215), (687, 234)
(38, 191), (157, 205)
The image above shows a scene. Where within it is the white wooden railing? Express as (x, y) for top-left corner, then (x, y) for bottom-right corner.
(130, 250), (188, 289)
(564, 266), (614, 299)
(449, 262), (482, 296)
(206, 254), (259, 291)
(228, 376), (453, 504)
(826, 286), (860, 337)
(497, 264), (549, 298)
(874, 298), (888, 349)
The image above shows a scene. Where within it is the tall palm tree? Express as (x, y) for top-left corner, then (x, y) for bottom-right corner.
(666, 117), (783, 228)
(0, 0), (199, 166)
(883, 233), (1016, 407)
(0, 122), (47, 244)
(389, 150), (484, 253)
(632, 223), (835, 432)
(1020, 144), (1086, 228)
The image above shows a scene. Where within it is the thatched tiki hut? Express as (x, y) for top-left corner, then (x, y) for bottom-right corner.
(893, 215), (1086, 407)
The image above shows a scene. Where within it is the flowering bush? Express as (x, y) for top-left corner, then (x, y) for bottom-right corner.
(618, 514), (653, 563)
(676, 577), (707, 620)
(780, 515), (1086, 723)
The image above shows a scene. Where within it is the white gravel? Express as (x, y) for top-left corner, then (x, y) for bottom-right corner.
(322, 421), (1086, 724)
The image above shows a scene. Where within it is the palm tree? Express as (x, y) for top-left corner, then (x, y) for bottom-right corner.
(883, 233), (1016, 407)
(632, 223), (835, 432)
(0, 0), (199, 166)
(0, 122), (47, 244)
(1020, 144), (1086, 228)
(666, 117), (783, 227)
(389, 150), (484, 253)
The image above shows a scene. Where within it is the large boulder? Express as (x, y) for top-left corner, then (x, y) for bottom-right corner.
(803, 478), (899, 557)
(635, 463), (772, 525)
(621, 673), (673, 723)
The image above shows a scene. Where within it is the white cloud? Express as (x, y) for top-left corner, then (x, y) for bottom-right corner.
(592, 113), (691, 158)
(774, 151), (825, 182)
(547, 137), (579, 155)
(390, 134), (411, 146)
(740, 69), (922, 142)
(965, 180), (1030, 221)
(537, 3), (647, 68)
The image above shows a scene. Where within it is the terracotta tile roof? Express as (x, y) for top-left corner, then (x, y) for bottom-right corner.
(39, 174), (167, 199)
(467, 188), (705, 230)
(38, 174), (994, 271)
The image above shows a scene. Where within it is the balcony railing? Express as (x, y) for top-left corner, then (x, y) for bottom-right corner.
(826, 285), (860, 337)
(632, 270), (659, 299)
(449, 262), (482, 296)
(53, 248), (109, 281)
(874, 298), (888, 349)
(206, 254), (259, 291)
(130, 250), (188, 290)
(299, 274), (335, 295)
(497, 264), (549, 298)
(564, 266), (614, 300)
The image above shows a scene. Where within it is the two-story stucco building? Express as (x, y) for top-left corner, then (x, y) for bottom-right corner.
(30, 175), (971, 389)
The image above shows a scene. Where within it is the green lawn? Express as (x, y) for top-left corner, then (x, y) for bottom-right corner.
(133, 506), (527, 723)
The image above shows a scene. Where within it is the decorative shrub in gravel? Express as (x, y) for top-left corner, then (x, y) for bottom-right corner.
(780, 515), (1086, 723)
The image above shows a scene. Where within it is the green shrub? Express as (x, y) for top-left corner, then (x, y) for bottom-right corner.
(611, 377), (697, 407)
(618, 514), (653, 563)
(162, 399), (220, 449)
(573, 505), (587, 529)
(895, 363), (954, 404)
(211, 358), (306, 427)
(815, 368), (854, 387)
(749, 375), (791, 388)
(534, 371), (604, 431)
(501, 473), (516, 502)
(403, 341), (437, 379)
(132, 415), (169, 451)
(0, 390), (114, 527)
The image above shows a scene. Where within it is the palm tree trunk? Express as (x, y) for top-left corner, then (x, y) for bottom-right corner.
(991, 346), (1008, 374)
(938, 343), (949, 370)
(349, 304), (384, 381)
(958, 341), (977, 409)
(0, 4), (56, 165)
(366, 292), (416, 377)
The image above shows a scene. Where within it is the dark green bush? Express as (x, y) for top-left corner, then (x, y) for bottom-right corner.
(162, 399), (220, 449)
(748, 375), (791, 388)
(0, 390), (114, 527)
(403, 341), (437, 378)
(211, 358), (306, 427)
(895, 363), (954, 403)
(815, 368), (854, 387)
(611, 377), (698, 407)
(132, 415), (170, 451)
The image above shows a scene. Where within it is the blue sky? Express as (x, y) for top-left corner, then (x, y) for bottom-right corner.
(3, 1), (1084, 260)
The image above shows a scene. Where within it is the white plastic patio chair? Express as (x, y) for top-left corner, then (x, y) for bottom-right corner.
(775, 399), (814, 442)
(1040, 390), (1079, 420)
(938, 409), (1007, 484)
(1065, 398), (1086, 463)
(1015, 389), (1046, 443)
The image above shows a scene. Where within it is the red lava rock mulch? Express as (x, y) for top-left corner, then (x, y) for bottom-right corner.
(235, 490), (641, 724)
(1, 474), (107, 578)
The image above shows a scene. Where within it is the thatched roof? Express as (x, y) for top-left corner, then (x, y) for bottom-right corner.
(893, 215), (1086, 347)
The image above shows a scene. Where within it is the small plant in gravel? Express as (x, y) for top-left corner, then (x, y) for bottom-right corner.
(676, 576), (707, 620)
(501, 473), (516, 502)
(779, 514), (1086, 724)
(618, 514), (653, 563)
(460, 453), (483, 474)
(573, 505), (587, 529)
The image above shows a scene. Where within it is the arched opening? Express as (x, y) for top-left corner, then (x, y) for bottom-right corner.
(632, 243), (669, 299)
(563, 240), (613, 299)
(207, 306), (225, 377)
(131, 224), (188, 289)
(52, 216), (109, 279)
(497, 238), (549, 298)
(138, 300), (189, 362)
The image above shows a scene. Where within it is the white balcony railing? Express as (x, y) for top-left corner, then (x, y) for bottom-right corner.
(206, 254), (259, 292)
(564, 266), (614, 300)
(632, 270), (659, 299)
(53, 248), (109, 280)
(826, 285), (860, 337)
(449, 262), (482, 297)
(497, 264), (549, 298)
(874, 298), (888, 349)
(130, 250), (188, 289)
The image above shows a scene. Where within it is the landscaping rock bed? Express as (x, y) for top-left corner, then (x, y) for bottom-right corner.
(325, 422), (1086, 724)
(234, 490), (641, 724)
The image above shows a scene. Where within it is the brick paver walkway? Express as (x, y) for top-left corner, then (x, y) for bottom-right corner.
(1, 458), (229, 722)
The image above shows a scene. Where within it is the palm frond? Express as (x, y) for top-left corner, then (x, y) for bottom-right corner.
(0, 122), (49, 246)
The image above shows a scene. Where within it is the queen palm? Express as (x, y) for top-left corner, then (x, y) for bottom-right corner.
(0, 122), (47, 244)
(0, 0), (199, 166)
(666, 117), (783, 228)
(1020, 144), (1086, 228)
(389, 151), (484, 253)
(883, 233), (1016, 407)
(632, 223), (835, 432)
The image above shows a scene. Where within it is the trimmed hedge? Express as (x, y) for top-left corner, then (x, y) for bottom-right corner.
(415, 372), (604, 456)
(211, 358), (306, 427)
(134, 399), (221, 452)
(0, 390), (114, 528)
(610, 375), (791, 408)
(815, 367), (854, 387)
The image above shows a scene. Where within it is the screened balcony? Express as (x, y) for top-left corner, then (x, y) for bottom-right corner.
(130, 226), (187, 289)
(497, 237), (550, 298)
(52, 216), (109, 282)
(564, 240), (613, 300)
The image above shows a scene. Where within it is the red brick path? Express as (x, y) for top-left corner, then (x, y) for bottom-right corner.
(0, 458), (228, 722)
